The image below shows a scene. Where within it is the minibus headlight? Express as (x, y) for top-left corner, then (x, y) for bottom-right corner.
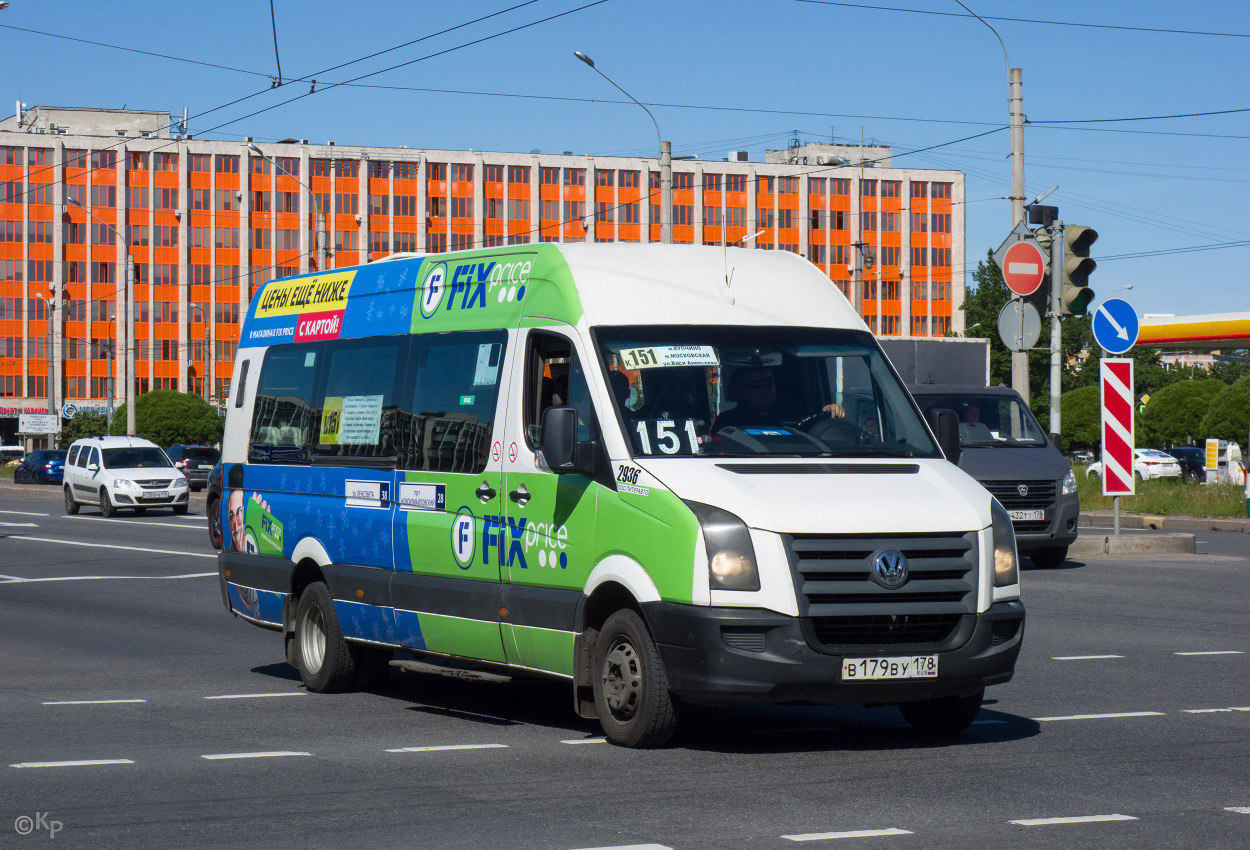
(684, 501), (761, 592)
(991, 499), (1019, 587)
(1062, 468), (1077, 496)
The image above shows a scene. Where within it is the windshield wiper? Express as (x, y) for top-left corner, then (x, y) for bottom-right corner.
(834, 446), (915, 458)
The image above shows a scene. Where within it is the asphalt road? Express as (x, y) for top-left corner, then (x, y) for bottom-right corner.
(2, 481), (1247, 849)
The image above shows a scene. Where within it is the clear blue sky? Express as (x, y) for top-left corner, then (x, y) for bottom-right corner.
(4, 0), (1248, 319)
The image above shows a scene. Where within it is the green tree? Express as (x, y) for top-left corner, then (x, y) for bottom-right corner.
(109, 390), (223, 447)
(1199, 375), (1250, 444)
(1139, 378), (1226, 446)
(57, 412), (109, 448)
(1060, 384), (1101, 449)
(1209, 354), (1250, 385)
(960, 250), (1014, 387)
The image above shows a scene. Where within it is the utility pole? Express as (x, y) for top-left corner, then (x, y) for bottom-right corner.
(1009, 67), (1030, 403)
(104, 339), (114, 431)
(204, 323), (211, 403)
(44, 295), (55, 442)
(124, 254), (135, 436)
(852, 241), (874, 319)
(1049, 220), (1064, 441)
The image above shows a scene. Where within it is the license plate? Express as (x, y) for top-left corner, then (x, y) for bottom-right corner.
(142, 491), (165, 499)
(842, 655), (938, 681)
(1009, 509), (1045, 521)
(199, 465), (211, 470)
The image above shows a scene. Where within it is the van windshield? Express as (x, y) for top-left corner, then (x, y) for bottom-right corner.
(912, 393), (1049, 448)
(593, 326), (941, 459)
(102, 447), (173, 469)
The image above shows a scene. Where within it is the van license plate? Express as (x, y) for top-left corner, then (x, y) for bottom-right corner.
(842, 655), (938, 681)
(1009, 509), (1045, 521)
(142, 491), (165, 499)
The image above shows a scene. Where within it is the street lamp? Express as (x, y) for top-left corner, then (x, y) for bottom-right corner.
(247, 142), (327, 271)
(67, 197), (135, 436)
(574, 51), (671, 245)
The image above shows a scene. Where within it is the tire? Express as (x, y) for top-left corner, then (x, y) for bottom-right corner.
(172, 504), (188, 515)
(64, 486), (79, 515)
(899, 687), (985, 734)
(1029, 546), (1068, 569)
(207, 497), (223, 549)
(294, 582), (357, 693)
(99, 488), (116, 518)
(592, 609), (679, 748)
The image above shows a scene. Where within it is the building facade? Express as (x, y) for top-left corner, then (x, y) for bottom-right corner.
(0, 108), (965, 443)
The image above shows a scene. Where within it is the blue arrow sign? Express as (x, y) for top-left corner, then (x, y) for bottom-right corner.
(1092, 297), (1139, 355)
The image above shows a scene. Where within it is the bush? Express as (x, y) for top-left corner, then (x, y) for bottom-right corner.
(1060, 384), (1101, 449)
(1139, 378), (1226, 446)
(57, 412), (110, 448)
(109, 390), (223, 448)
(1199, 376), (1250, 445)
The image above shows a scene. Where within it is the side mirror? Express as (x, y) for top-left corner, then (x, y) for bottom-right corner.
(87, 462), (100, 472)
(925, 408), (961, 465)
(539, 406), (598, 476)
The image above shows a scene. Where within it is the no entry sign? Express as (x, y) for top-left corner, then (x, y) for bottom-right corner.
(1100, 358), (1135, 496)
(1001, 241), (1046, 297)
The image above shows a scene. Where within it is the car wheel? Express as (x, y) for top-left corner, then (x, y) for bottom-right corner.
(64, 486), (80, 515)
(99, 488), (117, 518)
(1030, 546), (1068, 569)
(899, 688), (985, 734)
(295, 582), (357, 693)
(592, 608), (679, 748)
(207, 497), (223, 549)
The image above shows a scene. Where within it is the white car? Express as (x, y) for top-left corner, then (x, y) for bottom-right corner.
(63, 436), (190, 517)
(1086, 448), (1182, 482)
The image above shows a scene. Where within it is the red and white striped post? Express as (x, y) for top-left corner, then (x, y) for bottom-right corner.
(1100, 358), (1135, 534)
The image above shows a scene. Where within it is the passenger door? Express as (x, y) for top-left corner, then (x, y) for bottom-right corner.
(389, 330), (512, 663)
(499, 329), (600, 676)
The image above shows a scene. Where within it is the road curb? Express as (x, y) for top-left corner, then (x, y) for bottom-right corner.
(1080, 510), (1250, 534)
(1070, 531), (1196, 557)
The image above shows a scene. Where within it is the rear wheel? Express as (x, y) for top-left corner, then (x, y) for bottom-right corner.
(63, 486), (79, 515)
(1030, 546), (1068, 569)
(294, 582), (356, 693)
(592, 609), (679, 748)
(99, 488), (116, 518)
(899, 688), (985, 734)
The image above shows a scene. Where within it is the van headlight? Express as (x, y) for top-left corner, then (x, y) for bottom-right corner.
(991, 499), (1018, 587)
(172, 477), (189, 489)
(684, 501), (760, 591)
(1062, 468), (1077, 496)
(113, 479), (135, 490)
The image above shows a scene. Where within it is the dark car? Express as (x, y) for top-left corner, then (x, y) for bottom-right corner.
(1165, 445), (1206, 482)
(165, 445), (221, 491)
(14, 449), (68, 485)
(205, 461), (223, 549)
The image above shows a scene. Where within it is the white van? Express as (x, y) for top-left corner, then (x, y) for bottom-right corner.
(217, 244), (1024, 747)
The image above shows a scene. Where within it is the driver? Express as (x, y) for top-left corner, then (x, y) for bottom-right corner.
(714, 367), (845, 431)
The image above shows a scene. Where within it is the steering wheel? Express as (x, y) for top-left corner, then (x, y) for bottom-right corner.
(799, 410), (860, 442)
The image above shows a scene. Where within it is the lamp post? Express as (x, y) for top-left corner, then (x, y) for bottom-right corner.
(247, 142), (327, 271)
(41, 294), (55, 442)
(67, 197), (135, 435)
(574, 51), (671, 244)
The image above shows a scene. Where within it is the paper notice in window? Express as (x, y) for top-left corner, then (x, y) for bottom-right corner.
(319, 394), (383, 445)
(473, 342), (502, 386)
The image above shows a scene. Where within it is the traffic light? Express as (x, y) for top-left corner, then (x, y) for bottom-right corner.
(1061, 225), (1098, 316)
(1024, 226), (1053, 316)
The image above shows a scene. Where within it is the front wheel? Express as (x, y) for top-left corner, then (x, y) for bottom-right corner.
(899, 688), (985, 734)
(99, 488), (116, 518)
(1030, 546), (1068, 569)
(592, 609), (679, 748)
(64, 486), (80, 515)
(294, 582), (357, 693)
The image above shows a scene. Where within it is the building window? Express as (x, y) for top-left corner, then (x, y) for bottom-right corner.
(563, 168), (585, 186)
(508, 165), (530, 183)
(673, 173), (693, 190)
(540, 167), (560, 185)
(756, 176), (774, 193)
(91, 150), (117, 169)
(860, 211), (877, 232)
(674, 204), (693, 225)
(931, 213), (951, 233)
(911, 247), (928, 267)
(932, 182), (952, 200)
(452, 197), (473, 219)
(484, 164), (503, 183)
(451, 163), (473, 182)
(485, 197), (504, 220)
(595, 201), (614, 223)
(334, 193), (359, 215)
(189, 153), (210, 172)
(911, 181), (928, 198)
(595, 169), (615, 187)
(881, 181), (901, 198)
(777, 208), (794, 229)
(508, 198), (530, 220)
(336, 160), (359, 178)
(880, 246), (900, 267)
(427, 232), (447, 253)
(756, 208), (774, 228)
(726, 174), (746, 193)
(779, 176), (798, 194)
(310, 159), (331, 177)
(618, 170), (640, 189)
(911, 212), (928, 232)
(215, 154), (239, 174)
(703, 206), (721, 226)
(882, 211), (901, 232)
(154, 152), (178, 171)
(809, 177), (826, 195)
(933, 248), (951, 267)
(394, 161), (417, 179)
(859, 180), (877, 197)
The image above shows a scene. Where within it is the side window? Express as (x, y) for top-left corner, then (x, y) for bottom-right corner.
(524, 332), (595, 449)
(249, 344), (320, 464)
(399, 331), (506, 473)
(68, 446), (81, 466)
(313, 337), (405, 462)
(89, 447), (101, 468)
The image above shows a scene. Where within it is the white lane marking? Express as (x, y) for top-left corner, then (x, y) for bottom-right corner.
(8, 536), (216, 559)
(2, 573), (215, 584)
(1034, 711), (1164, 722)
(386, 744), (508, 753)
(784, 828), (913, 841)
(0, 509), (49, 517)
(1053, 655), (1124, 661)
(204, 692), (306, 700)
(561, 737), (608, 745)
(201, 751), (311, 761)
(566, 845), (673, 850)
(65, 515), (203, 531)
(1010, 814), (1137, 826)
(1183, 706), (1250, 714)
(1175, 651), (1244, 656)
(1226, 807), (1250, 814)
(10, 759), (134, 768)
(43, 699), (147, 705)
(0, 521), (38, 527)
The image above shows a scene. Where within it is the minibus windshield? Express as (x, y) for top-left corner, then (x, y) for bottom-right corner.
(594, 326), (941, 459)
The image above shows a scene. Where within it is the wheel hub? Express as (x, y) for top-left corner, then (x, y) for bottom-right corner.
(299, 606), (326, 674)
(601, 640), (642, 720)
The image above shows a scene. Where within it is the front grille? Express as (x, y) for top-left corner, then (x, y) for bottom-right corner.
(982, 480), (1056, 511)
(787, 531), (978, 649)
(136, 479), (170, 489)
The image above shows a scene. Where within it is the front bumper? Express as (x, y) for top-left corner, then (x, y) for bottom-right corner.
(643, 600), (1024, 707)
(112, 488), (190, 506)
(1014, 490), (1080, 551)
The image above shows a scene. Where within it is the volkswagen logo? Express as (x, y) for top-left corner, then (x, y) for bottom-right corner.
(872, 550), (909, 589)
(1018, 484), (1029, 497)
